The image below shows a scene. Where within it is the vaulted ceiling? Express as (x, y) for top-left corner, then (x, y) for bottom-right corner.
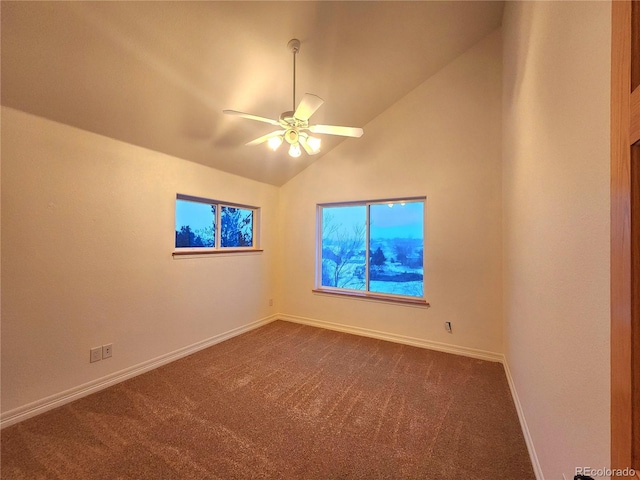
(1, 1), (503, 186)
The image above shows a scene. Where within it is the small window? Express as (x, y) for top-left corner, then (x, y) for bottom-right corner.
(221, 206), (254, 247)
(317, 198), (426, 302)
(175, 199), (216, 247)
(175, 194), (258, 252)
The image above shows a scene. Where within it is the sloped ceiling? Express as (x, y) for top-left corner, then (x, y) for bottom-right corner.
(1, 1), (503, 186)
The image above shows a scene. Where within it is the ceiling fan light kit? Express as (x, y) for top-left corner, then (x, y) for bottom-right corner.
(267, 136), (283, 151)
(223, 39), (363, 158)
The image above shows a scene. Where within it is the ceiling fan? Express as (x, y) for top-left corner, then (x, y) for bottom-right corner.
(223, 38), (364, 158)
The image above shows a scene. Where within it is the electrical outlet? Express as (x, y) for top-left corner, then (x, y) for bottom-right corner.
(90, 347), (102, 363)
(445, 322), (452, 333)
(102, 343), (113, 359)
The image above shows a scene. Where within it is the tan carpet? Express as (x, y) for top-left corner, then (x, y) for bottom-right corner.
(1, 320), (535, 479)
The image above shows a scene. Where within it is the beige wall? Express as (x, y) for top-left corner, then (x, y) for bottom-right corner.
(278, 31), (503, 355)
(1, 106), (280, 413)
(502, 2), (611, 478)
(1, 6), (614, 475)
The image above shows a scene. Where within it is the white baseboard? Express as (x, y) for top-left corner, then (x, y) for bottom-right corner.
(502, 357), (544, 480)
(278, 314), (542, 478)
(0, 314), (279, 429)
(2, 313), (543, 480)
(277, 314), (503, 363)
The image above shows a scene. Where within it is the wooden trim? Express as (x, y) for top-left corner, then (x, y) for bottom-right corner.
(312, 289), (430, 307)
(631, 87), (640, 145)
(632, 0), (640, 90)
(611, 0), (640, 473)
(172, 249), (263, 256)
(611, 0), (634, 472)
(633, 145), (640, 470)
(632, 2), (640, 471)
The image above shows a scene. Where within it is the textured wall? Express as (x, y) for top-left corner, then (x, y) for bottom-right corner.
(1, 106), (280, 413)
(502, 2), (611, 477)
(278, 31), (504, 355)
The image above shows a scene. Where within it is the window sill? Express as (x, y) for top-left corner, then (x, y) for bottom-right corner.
(173, 249), (263, 258)
(312, 289), (430, 307)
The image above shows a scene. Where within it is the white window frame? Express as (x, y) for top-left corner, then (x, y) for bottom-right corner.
(173, 194), (261, 255)
(315, 197), (428, 306)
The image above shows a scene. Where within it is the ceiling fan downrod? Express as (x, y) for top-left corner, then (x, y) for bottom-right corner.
(288, 39), (300, 112)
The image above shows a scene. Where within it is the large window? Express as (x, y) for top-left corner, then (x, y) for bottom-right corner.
(317, 198), (425, 301)
(175, 194), (258, 251)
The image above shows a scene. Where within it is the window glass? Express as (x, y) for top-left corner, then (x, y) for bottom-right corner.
(369, 201), (424, 297)
(175, 195), (257, 251)
(321, 205), (366, 290)
(317, 199), (425, 299)
(221, 206), (254, 248)
(175, 199), (215, 248)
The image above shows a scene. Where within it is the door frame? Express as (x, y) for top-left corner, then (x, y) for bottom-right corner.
(611, 0), (640, 475)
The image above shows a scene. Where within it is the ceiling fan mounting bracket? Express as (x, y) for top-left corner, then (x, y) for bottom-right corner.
(287, 38), (300, 54)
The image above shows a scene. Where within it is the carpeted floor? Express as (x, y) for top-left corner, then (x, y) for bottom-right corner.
(1, 320), (535, 479)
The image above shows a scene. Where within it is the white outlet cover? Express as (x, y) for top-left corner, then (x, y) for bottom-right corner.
(102, 344), (113, 359)
(90, 347), (102, 363)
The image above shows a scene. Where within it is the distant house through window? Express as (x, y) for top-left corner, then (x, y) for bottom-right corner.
(316, 198), (426, 302)
(175, 194), (258, 252)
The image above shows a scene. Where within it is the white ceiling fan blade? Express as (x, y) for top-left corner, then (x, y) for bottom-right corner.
(245, 130), (286, 146)
(299, 136), (321, 155)
(223, 110), (280, 126)
(298, 136), (313, 155)
(294, 94), (324, 121)
(308, 124), (364, 138)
